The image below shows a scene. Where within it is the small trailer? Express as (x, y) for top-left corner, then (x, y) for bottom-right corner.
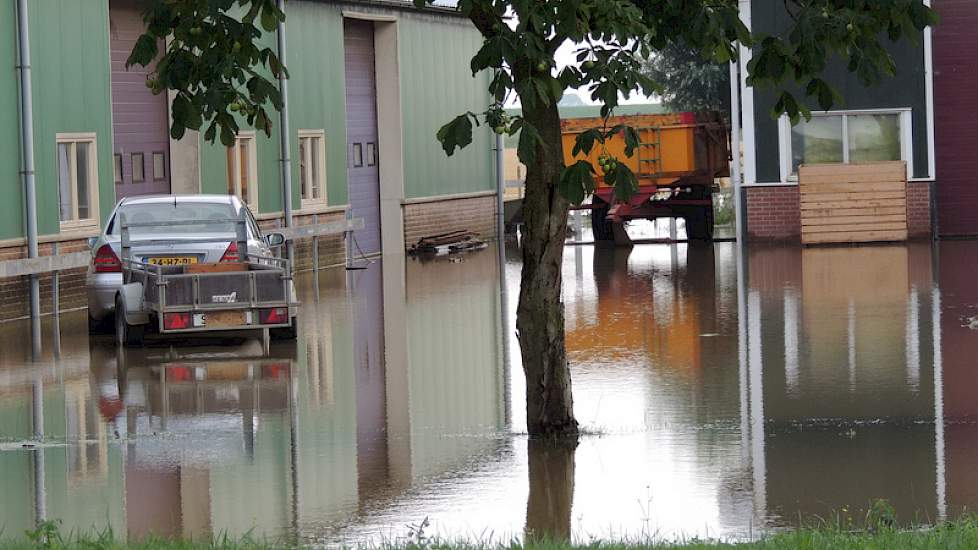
(561, 112), (729, 241)
(113, 214), (299, 346)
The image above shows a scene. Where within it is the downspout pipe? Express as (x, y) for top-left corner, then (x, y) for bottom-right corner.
(276, 0), (294, 261)
(16, 0), (41, 329)
(729, 55), (744, 245)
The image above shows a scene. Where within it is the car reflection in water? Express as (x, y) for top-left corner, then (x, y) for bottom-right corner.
(88, 339), (297, 540)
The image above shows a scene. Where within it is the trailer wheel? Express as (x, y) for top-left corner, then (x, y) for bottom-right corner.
(270, 317), (299, 341)
(684, 207), (714, 242)
(591, 198), (615, 241)
(115, 295), (145, 347)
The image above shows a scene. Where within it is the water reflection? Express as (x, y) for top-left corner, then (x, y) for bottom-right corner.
(5, 240), (978, 543)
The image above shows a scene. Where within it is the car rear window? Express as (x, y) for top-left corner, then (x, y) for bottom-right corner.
(108, 202), (239, 235)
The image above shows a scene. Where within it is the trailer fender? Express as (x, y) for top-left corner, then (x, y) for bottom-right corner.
(118, 283), (149, 326)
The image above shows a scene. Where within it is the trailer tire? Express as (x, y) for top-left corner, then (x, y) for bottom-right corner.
(684, 207), (714, 242)
(89, 313), (112, 335)
(270, 317), (299, 341)
(115, 295), (145, 347)
(591, 198), (615, 241)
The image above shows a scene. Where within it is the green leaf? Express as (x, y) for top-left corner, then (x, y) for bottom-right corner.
(260, 4), (279, 32)
(126, 34), (158, 68)
(517, 120), (542, 166)
(572, 128), (603, 157)
(435, 114), (474, 156)
(611, 163), (639, 202)
(559, 161), (595, 205)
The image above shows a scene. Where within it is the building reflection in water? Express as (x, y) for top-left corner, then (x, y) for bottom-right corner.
(7, 239), (978, 542)
(0, 248), (511, 544)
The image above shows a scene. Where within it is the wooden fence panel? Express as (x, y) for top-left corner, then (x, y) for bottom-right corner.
(798, 161), (908, 245)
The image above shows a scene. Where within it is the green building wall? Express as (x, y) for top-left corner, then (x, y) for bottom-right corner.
(30, 0), (115, 236)
(399, 12), (494, 200)
(197, 4), (493, 215)
(0, 2), (21, 241)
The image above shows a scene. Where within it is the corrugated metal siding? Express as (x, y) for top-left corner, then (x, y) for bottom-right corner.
(109, 0), (171, 197)
(399, 12), (494, 199)
(0, 1), (22, 240)
(28, 0), (116, 234)
(344, 19), (382, 255)
(934, 1), (978, 236)
(286, 1), (348, 207)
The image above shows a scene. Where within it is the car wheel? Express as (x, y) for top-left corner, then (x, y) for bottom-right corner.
(114, 295), (144, 347)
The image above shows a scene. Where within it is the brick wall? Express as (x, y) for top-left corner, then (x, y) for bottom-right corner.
(746, 183), (933, 243)
(745, 186), (801, 241)
(402, 194), (497, 249)
(0, 240), (89, 322)
(907, 181), (932, 239)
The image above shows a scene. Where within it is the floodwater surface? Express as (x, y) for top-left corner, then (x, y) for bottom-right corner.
(1, 240), (977, 545)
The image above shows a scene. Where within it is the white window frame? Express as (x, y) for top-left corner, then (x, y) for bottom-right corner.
(227, 131), (258, 209)
(298, 129), (327, 207)
(56, 132), (100, 230)
(778, 108), (913, 183)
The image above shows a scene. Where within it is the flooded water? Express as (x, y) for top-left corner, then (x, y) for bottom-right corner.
(1, 239), (978, 545)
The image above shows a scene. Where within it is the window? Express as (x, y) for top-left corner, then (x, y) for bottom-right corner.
(779, 109), (912, 181)
(56, 133), (99, 227)
(353, 143), (363, 168)
(298, 130), (327, 206)
(113, 154), (122, 184)
(153, 152), (166, 180)
(366, 142), (377, 167)
(132, 153), (145, 183)
(226, 131), (258, 208)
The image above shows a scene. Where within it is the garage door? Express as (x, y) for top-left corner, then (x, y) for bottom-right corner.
(344, 19), (382, 256)
(109, 0), (171, 198)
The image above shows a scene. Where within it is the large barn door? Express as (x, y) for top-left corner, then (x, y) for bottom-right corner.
(109, 0), (171, 198)
(344, 19), (382, 256)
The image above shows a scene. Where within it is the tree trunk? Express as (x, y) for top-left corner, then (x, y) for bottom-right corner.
(517, 99), (578, 437)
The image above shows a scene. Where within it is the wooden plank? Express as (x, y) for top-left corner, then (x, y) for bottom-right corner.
(802, 206), (906, 217)
(799, 161), (906, 177)
(802, 222), (909, 234)
(800, 181), (906, 194)
(186, 263), (249, 273)
(803, 229), (908, 244)
(801, 174), (906, 187)
(800, 191), (906, 203)
(800, 198), (906, 210)
(801, 214), (907, 227)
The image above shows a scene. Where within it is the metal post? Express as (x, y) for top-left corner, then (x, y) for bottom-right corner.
(729, 56), (744, 244)
(16, 0), (40, 346)
(51, 242), (61, 359)
(494, 132), (511, 426)
(312, 213), (320, 272)
(31, 377), (45, 524)
(495, 133), (505, 244)
(276, 0), (295, 264)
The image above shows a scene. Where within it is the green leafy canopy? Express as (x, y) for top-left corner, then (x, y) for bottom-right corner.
(414, 0), (937, 205)
(128, 0), (287, 146)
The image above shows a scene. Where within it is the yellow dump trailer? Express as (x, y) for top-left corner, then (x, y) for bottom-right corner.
(561, 112), (728, 240)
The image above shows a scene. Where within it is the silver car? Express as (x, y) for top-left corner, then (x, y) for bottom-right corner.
(86, 195), (284, 330)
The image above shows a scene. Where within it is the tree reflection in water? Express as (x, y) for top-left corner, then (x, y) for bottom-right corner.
(525, 437), (577, 542)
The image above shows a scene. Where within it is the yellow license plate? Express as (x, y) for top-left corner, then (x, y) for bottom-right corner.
(202, 310), (247, 328)
(148, 256), (198, 266)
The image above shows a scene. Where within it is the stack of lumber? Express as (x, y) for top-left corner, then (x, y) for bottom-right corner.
(408, 230), (487, 256)
(799, 161), (908, 245)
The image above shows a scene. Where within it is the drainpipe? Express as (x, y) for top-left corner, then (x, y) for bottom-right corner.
(16, 0), (41, 337)
(729, 56), (743, 245)
(276, 0), (294, 262)
(495, 133), (505, 245)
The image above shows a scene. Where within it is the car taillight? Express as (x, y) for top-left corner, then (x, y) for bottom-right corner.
(220, 241), (240, 263)
(163, 312), (191, 330)
(259, 307), (288, 324)
(94, 244), (121, 273)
